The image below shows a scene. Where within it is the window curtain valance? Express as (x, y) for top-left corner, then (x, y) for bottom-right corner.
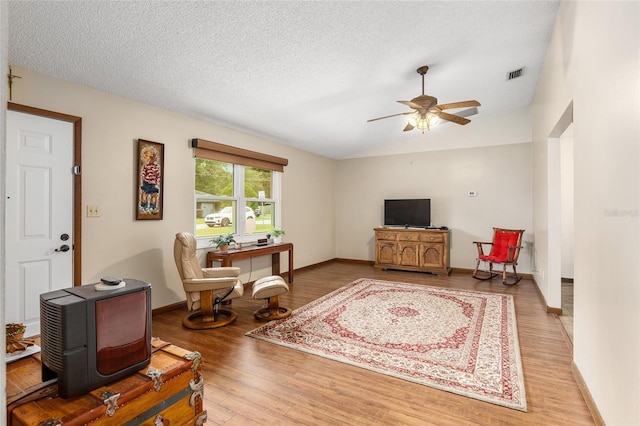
(192, 138), (288, 172)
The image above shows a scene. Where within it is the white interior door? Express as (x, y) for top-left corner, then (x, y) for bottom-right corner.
(5, 110), (74, 337)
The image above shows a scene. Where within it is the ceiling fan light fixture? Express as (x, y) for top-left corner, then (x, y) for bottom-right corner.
(408, 112), (439, 132)
(367, 64), (480, 131)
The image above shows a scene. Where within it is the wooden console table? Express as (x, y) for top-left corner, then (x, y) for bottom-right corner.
(207, 242), (294, 283)
(374, 227), (451, 275)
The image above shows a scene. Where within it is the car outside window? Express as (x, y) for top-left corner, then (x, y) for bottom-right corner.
(195, 159), (280, 240)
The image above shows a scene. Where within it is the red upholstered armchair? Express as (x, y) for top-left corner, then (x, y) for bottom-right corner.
(472, 228), (525, 286)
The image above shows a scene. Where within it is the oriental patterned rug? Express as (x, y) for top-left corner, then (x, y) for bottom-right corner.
(246, 278), (527, 411)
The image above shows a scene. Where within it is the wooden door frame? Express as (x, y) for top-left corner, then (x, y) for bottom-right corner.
(7, 102), (82, 286)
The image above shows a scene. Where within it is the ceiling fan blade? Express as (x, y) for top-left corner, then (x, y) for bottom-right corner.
(437, 100), (481, 110)
(438, 111), (471, 125)
(403, 122), (415, 132)
(397, 100), (422, 110)
(370, 67), (481, 132)
(367, 111), (413, 122)
(457, 107), (479, 118)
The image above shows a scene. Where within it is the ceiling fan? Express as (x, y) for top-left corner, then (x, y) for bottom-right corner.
(367, 65), (480, 132)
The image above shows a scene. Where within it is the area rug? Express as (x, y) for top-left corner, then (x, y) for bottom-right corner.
(246, 278), (527, 411)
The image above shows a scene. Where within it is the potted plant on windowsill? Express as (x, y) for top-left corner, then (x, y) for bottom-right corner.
(272, 228), (285, 244)
(210, 233), (235, 252)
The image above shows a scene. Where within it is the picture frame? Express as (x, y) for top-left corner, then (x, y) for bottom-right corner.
(136, 139), (164, 220)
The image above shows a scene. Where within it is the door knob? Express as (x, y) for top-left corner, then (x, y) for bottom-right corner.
(55, 244), (70, 252)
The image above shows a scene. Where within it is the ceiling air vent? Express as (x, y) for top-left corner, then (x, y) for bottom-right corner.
(507, 68), (524, 80)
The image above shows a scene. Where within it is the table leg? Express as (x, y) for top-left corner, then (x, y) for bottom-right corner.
(271, 252), (280, 277)
(288, 248), (294, 283)
(220, 258), (233, 305)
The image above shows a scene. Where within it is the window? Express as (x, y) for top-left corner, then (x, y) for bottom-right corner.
(195, 159), (281, 240)
(192, 138), (287, 244)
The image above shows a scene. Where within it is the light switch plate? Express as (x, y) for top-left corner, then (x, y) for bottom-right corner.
(87, 204), (101, 217)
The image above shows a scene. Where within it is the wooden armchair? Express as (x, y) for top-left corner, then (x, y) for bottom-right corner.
(472, 228), (525, 286)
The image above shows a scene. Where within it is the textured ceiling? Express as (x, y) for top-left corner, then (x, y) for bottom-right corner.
(8, 1), (559, 159)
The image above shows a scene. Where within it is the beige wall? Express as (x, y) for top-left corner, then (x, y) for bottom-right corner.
(8, 66), (336, 309)
(5, 66), (537, 308)
(354, 105), (532, 158)
(532, 1), (639, 424)
(335, 143), (533, 272)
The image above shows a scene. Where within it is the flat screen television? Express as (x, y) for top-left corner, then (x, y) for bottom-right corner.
(384, 198), (431, 228)
(40, 279), (152, 399)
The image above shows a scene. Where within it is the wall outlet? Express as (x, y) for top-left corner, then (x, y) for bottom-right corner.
(87, 204), (101, 217)
(467, 191), (478, 197)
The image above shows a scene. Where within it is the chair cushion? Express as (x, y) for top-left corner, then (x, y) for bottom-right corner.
(175, 232), (204, 279)
(252, 276), (289, 299)
(487, 229), (521, 262)
(479, 254), (507, 263)
(174, 232), (244, 312)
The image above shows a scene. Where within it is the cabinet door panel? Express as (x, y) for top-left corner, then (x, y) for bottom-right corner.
(420, 243), (444, 268)
(376, 241), (396, 264)
(398, 242), (419, 266)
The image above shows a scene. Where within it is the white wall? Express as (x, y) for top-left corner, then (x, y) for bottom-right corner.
(335, 143), (534, 273)
(560, 127), (574, 279)
(531, 1), (639, 424)
(7, 66), (336, 310)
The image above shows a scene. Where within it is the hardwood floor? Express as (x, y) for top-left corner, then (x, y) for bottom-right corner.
(152, 261), (595, 425)
(560, 280), (574, 342)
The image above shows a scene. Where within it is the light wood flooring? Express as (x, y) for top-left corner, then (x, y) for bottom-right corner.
(152, 261), (594, 425)
(560, 281), (574, 342)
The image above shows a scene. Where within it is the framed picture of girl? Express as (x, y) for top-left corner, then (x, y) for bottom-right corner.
(136, 139), (164, 220)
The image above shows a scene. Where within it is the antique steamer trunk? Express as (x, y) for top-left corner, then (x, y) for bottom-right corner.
(6, 339), (206, 426)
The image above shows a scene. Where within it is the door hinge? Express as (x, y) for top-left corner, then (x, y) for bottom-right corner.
(73, 165), (81, 175)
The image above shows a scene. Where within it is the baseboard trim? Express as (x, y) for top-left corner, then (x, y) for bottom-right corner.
(450, 267), (534, 281)
(334, 258), (375, 265)
(152, 300), (186, 316)
(572, 362), (605, 426)
(530, 275), (564, 315)
(293, 259), (340, 273)
(547, 306), (562, 315)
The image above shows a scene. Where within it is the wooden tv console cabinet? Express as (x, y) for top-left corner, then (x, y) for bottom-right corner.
(374, 227), (451, 275)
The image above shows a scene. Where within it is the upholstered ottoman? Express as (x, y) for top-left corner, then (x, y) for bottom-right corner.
(252, 275), (291, 321)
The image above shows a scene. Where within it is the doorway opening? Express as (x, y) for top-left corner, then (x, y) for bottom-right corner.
(548, 102), (574, 343)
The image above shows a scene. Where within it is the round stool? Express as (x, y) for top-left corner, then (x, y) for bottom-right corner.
(252, 276), (291, 321)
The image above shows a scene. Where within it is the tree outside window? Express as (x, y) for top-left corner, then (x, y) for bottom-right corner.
(195, 159), (280, 239)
